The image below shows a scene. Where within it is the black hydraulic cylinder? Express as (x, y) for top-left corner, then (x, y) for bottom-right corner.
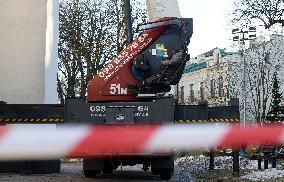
(209, 149), (214, 170)
(125, 0), (133, 43)
(264, 159), (269, 169)
(232, 150), (240, 177)
(258, 159), (262, 170)
(272, 157), (277, 168)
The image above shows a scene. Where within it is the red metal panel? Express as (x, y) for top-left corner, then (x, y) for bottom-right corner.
(87, 27), (167, 102)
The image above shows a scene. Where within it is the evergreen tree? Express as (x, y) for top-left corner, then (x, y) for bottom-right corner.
(267, 72), (283, 121)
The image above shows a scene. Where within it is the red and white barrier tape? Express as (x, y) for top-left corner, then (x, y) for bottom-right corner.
(0, 124), (283, 160)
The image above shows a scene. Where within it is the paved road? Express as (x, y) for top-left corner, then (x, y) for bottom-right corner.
(0, 162), (186, 182)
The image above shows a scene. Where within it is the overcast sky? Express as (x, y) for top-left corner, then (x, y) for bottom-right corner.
(177, 0), (234, 56)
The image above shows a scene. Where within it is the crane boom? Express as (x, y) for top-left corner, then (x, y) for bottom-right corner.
(87, 18), (192, 101)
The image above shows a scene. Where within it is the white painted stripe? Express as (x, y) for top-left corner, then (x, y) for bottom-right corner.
(1, 124), (284, 161)
(144, 124), (229, 152)
(279, 132), (284, 145)
(0, 126), (88, 160)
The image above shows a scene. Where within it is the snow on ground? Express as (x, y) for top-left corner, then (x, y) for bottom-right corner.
(174, 155), (284, 181)
(240, 168), (284, 181)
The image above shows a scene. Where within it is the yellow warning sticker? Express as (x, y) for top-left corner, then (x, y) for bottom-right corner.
(175, 119), (240, 123)
(153, 44), (168, 58)
(0, 118), (64, 123)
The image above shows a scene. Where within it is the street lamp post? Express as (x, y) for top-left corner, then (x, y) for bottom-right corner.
(125, 0), (133, 44)
(232, 27), (256, 126)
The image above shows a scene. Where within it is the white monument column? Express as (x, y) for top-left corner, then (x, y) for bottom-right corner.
(0, 0), (59, 105)
(0, 0), (46, 104)
(45, 0), (59, 104)
(146, 0), (181, 21)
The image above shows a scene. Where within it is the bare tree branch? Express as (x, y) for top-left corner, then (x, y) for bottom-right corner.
(231, 0), (284, 29)
(57, 0), (147, 103)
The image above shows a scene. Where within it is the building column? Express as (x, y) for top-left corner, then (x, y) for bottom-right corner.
(45, 0), (59, 104)
(146, 0), (181, 21)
